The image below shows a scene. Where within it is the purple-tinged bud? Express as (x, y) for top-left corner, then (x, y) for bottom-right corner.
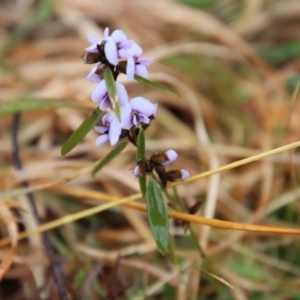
(162, 150), (177, 165)
(133, 160), (153, 177)
(82, 52), (101, 64)
(179, 169), (190, 180)
(132, 166), (141, 177)
(164, 169), (190, 182)
(149, 150), (177, 166)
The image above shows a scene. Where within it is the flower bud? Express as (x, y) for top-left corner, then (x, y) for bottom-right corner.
(164, 169), (190, 182)
(82, 52), (101, 64)
(150, 150), (177, 166)
(133, 160), (152, 177)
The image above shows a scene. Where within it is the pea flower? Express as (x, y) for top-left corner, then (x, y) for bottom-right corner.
(126, 43), (154, 80)
(91, 80), (128, 111)
(94, 111), (122, 147)
(86, 62), (103, 83)
(108, 30), (134, 61)
(121, 97), (158, 130)
(85, 29), (109, 53)
(84, 28), (134, 66)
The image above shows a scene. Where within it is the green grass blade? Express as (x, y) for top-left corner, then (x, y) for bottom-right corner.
(61, 107), (103, 156)
(92, 140), (128, 176)
(0, 98), (87, 115)
(134, 75), (179, 96)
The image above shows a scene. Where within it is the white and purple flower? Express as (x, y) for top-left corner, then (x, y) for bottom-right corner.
(85, 29), (109, 53)
(91, 80), (128, 111)
(121, 97), (158, 130)
(94, 111), (122, 147)
(126, 43), (154, 80)
(85, 28), (134, 66)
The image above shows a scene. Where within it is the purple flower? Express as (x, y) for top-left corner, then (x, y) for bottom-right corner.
(126, 43), (154, 80)
(86, 62), (103, 83)
(94, 111), (122, 146)
(104, 29), (134, 66)
(85, 28), (109, 53)
(161, 150), (178, 166)
(121, 97), (158, 130)
(91, 80), (128, 111)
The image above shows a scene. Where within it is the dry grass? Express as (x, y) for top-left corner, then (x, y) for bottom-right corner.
(1, 0), (300, 299)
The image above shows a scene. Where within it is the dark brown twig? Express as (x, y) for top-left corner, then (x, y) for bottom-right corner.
(11, 113), (69, 300)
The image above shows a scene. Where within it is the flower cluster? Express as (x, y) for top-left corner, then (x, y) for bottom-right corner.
(83, 27), (156, 147)
(83, 27), (189, 183)
(133, 150), (190, 186)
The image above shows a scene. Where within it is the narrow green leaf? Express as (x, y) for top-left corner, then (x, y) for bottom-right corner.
(138, 175), (147, 198)
(136, 129), (145, 161)
(104, 68), (117, 99)
(61, 107), (103, 156)
(92, 140), (128, 176)
(134, 75), (179, 96)
(136, 129), (146, 196)
(146, 179), (169, 254)
(0, 98), (87, 115)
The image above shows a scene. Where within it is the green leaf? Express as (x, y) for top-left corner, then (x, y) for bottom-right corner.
(61, 107), (103, 156)
(136, 128), (145, 161)
(138, 175), (147, 198)
(134, 75), (179, 96)
(104, 68), (117, 99)
(0, 98), (87, 115)
(92, 140), (128, 176)
(136, 129), (146, 196)
(0, 0), (53, 60)
(146, 179), (169, 254)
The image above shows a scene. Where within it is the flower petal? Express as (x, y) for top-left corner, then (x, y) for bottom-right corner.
(111, 30), (127, 44)
(162, 150), (178, 165)
(120, 103), (133, 130)
(120, 40), (134, 50)
(103, 111), (116, 124)
(91, 80), (107, 104)
(86, 63), (102, 83)
(118, 49), (129, 59)
(130, 97), (157, 116)
(99, 98), (111, 111)
(116, 82), (128, 106)
(95, 134), (109, 147)
(135, 64), (148, 78)
(85, 44), (98, 53)
(179, 169), (190, 180)
(126, 57), (135, 80)
(132, 166), (141, 177)
(103, 27), (109, 39)
(137, 115), (150, 124)
(138, 57), (154, 67)
(104, 39), (118, 65)
(108, 118), (122, 145)
(87, 34), (98, 44)
(127, 43), (142, 59)
(94, 126), (107, 134)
